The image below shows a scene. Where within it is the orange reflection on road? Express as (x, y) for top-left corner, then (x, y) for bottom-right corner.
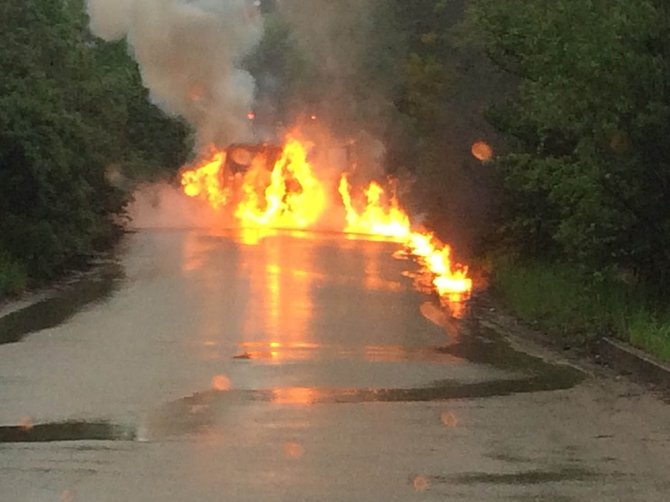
(272, 387), (320, 406)
(283, 441), (305, 458)
(363, 345), (409, 363)
(413, 475), (430, 492)
(242, 236), (316, 362)
(442, 295), (467, 319)
(440, 410), (459, 428)
(237, 227), (272, 246)
(237, 341), (319, 361)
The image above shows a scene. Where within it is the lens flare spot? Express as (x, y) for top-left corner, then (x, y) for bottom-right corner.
(471, 141), (493, 162)
(440, 411), (458, 428)
(211, 375), (231, 391)
(61, 490), (75, 502)
(413, 475), (430, 492)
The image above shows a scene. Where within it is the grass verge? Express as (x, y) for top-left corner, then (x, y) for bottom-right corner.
(0, 253), (28, 298)
(491, 258), (670, 362)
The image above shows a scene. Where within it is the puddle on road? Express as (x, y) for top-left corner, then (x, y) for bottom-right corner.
(141, 324), (584, 440)
(0, 421), (134, 443)
(430, 466), (598, 486)
(0, 264), (121, 345)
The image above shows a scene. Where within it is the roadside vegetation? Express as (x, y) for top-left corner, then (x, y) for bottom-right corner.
(0, 0), (191, 297)
(466, 0), (670, 360)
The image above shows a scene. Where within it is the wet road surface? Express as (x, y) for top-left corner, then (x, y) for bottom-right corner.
(1, 230), (670, 501)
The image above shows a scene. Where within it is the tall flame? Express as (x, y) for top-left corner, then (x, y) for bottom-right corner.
(236, 138), (326, 229)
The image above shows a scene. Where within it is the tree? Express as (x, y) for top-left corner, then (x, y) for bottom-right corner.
(0, 0), (190, 281)
(469, 0), (670, 291)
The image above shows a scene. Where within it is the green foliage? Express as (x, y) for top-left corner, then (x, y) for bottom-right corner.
(494, 259), (627, 337)
(469, 0), (670, 291)
(0, 0), (191, 286)
(628, 312), (670, 362)
(494, 257), (670, 361)
(384, 0), (455, 134)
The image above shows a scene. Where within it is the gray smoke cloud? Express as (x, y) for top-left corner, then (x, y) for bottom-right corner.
(275, 0), (407, 179)
(87, 0), (263, 148)
(277, 0), (385, 131)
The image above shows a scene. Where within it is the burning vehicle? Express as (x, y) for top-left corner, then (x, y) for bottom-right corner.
(179, 134), (474, 303)
(225, 143), (282, 175)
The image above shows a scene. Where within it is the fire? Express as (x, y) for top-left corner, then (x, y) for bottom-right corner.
(338, 174), (410, 239)
(180, 135), (473, 301)
(407, 232), (472, 297)
(236, 138), (326, 229)
(180, 149), (229, 209)
(339, 175), (472, 299)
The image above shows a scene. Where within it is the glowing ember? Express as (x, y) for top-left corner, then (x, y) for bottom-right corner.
(236, 137), (326, 229)
(181, 148), (229, 208)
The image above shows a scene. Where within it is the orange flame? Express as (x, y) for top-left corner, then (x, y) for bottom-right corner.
(407, 232), (472, 297)
(339, 175), (472, 299)
(181, 148), (229, 209)
(236, 138), (326, 229)
(338, 174), (410, 239)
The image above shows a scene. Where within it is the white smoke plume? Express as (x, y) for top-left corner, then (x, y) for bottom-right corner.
(87, 0), (263, 148)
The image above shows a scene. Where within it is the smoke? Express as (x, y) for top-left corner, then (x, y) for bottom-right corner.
(86, 0), (263, 148)
(274, 0), (406, 180)
(127, 182), (236, 229)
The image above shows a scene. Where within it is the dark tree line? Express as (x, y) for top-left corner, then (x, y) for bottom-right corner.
(0, 0), (190, 290)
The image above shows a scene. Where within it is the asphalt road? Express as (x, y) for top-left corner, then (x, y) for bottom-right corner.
(0, 230), (669, 501)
